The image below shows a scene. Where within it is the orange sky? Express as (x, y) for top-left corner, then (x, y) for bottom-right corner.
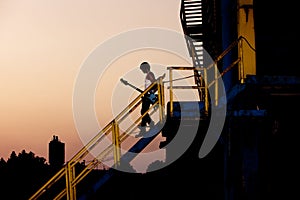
(0, 0), (198, 172)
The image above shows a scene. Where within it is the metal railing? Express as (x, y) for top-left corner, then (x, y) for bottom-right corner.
(29, 77), (165, 200)
(168, 36), (251, 116)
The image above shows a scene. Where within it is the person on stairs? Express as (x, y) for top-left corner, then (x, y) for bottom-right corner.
(138, 61), (156, 134)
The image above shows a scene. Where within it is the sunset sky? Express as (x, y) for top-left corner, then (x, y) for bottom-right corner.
(0, 0), (198, 171)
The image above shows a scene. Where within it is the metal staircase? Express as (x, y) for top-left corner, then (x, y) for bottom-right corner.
(179, 0), (256, 108)
(29, 78), (166, 200)
(180, 0), (205, 100)
(28, 41), (245, 198)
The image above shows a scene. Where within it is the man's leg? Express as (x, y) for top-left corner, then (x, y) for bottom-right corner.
(141, 97), (151, 126)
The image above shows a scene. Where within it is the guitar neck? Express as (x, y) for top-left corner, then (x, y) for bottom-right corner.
(127, 83), (143, 93)
(120, 78), (145, 93)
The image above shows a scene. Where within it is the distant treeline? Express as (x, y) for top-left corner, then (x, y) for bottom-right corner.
(0, 150), (55, 199)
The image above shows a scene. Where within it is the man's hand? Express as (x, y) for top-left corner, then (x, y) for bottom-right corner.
(157, 73), (166, 80)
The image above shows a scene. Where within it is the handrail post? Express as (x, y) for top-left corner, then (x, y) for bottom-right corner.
(169, 68), (173, 117)
(112, 120), (121, 167)
(203, 68), (209, 114)
(239, 39), (245, 84)
(65, 162), (76, 200)
(214, 62), (219, 106)
(157, 78), (165, 123)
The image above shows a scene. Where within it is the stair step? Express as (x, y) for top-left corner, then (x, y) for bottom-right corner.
(184, 4), (202, 8)
(189, 34), (203, 38)
(193, 43), (203, 47)
(184, 7), (202, 11)
(185, 11), (202, 15)
(189, 36), (203, 41)
(187, 33), (203, 38)
(185, 25), (203, 32)
(186, 15), (202, 19)
(184, 0), (202, 4)
(185, 12), (202, 16)
(186, 19), (202, 23)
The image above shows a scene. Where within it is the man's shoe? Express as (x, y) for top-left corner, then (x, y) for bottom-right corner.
(148, 120), (155, 128)
(136, 125), (146, 137)
(137, 124), (146, 131)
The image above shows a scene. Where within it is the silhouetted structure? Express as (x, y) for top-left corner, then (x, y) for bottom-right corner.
(49, 135), (65, 168)
(29, 1), (300, 199)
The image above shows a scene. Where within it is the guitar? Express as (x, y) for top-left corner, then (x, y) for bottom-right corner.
(120, 78), (158, 104)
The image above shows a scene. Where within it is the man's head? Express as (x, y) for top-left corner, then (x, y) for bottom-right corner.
(140, 61), (150, 73)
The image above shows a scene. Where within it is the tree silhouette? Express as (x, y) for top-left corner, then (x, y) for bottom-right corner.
(0, 150), (52, 200)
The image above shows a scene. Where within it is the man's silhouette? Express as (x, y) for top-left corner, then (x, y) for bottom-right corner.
(138, 61), (155, 134)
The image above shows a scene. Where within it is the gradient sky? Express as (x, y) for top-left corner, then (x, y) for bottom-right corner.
(0, 0), (197, 171)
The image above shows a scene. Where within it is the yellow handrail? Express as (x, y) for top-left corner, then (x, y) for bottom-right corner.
(29, 79), (165, 200)
(167, 36), (253, 115)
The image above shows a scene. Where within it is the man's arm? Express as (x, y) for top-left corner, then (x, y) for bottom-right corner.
(147, 72), (156, 83)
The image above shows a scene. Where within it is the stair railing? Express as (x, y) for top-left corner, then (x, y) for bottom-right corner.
(168, 36), (251, 116)
(29, 77), (165, 200)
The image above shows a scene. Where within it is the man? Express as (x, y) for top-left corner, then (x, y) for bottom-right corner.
(138, 61), (156, 133)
